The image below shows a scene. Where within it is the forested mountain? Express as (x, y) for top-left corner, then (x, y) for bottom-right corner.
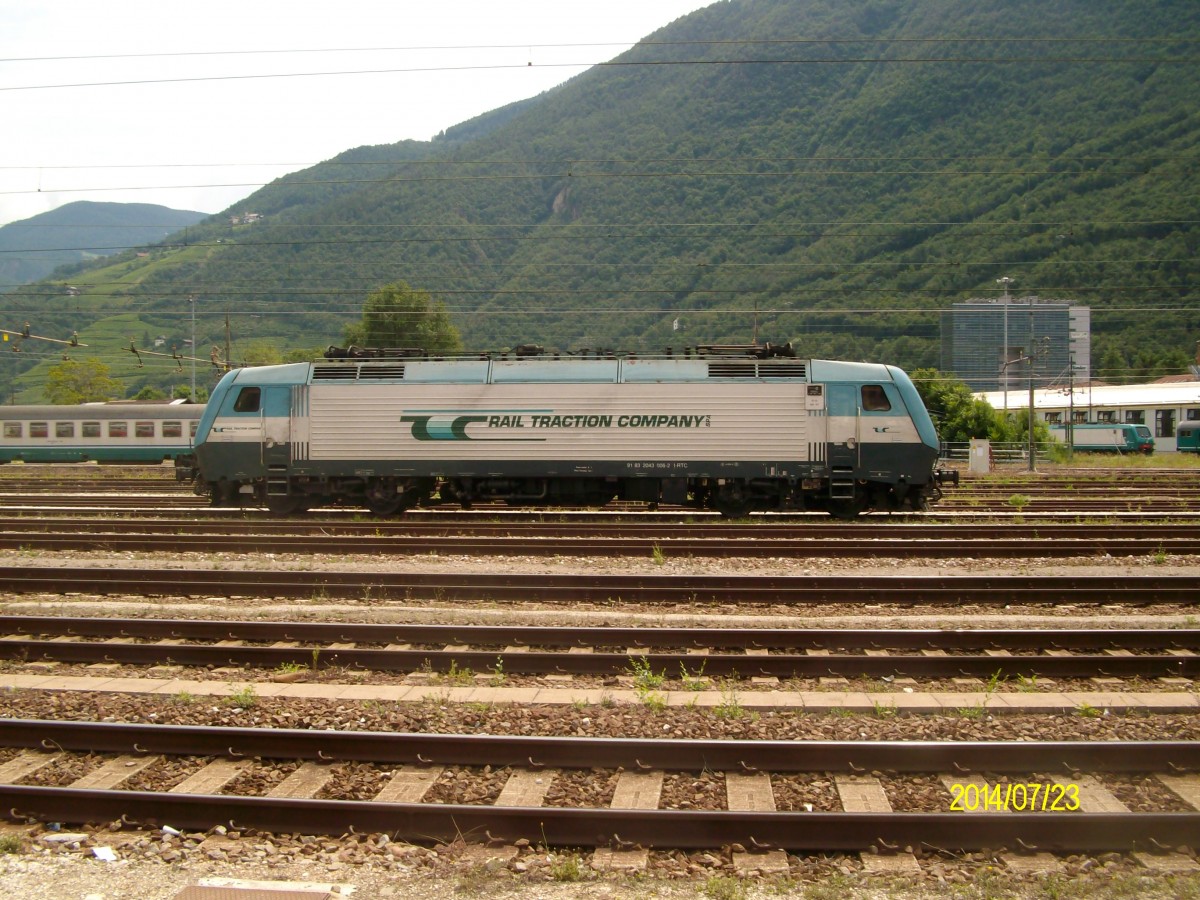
(0, 202), (207, 286)
(5, 0), (1200, 401)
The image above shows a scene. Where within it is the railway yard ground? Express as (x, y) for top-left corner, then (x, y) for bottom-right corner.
(2, 463), (1200, 898)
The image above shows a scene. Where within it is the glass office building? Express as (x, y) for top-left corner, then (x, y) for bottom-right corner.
(941, 298), (1090, 394)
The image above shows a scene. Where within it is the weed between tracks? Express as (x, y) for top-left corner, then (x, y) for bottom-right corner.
(703, 875), (747, 900)
(224, 684), (258, 708)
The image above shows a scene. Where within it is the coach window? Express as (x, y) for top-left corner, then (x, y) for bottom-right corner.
(1125, 410), (1145, 425)
(30, 422), (48, 439)
(1045, 412), (1062, 424)
(135, 421), (156, 439)
(55, 423), (74, 439)
(3, 423), (21, 439)
(163, 421), (183, 439)
(82, 422), (101, 439)
(860, 384), (891, 412)
(108, 421), (128, 438)
(190, 422), (198, 438)
(233, 387), (261, 413)
(1188, 409), (1200, 421)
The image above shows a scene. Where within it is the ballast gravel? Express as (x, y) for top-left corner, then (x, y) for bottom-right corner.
(1, 537), (1199, 897)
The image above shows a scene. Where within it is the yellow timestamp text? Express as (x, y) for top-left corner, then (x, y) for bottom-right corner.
(949, 782), (1080, 812)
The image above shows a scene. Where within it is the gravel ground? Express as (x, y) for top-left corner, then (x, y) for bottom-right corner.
(5, 547), (1200, 579)
(1, 545), (1199, 899)
(6, 690), (1199, 742)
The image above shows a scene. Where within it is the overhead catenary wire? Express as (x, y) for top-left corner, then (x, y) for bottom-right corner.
(5, 36), (1198, 65)
(1, 33), (1196, 394)
(5, 48), (1199, 93)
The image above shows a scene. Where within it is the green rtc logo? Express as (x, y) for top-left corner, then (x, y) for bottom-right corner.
(400, 410), (711, 441)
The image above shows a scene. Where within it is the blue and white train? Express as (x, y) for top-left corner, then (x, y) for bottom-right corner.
(0, 401), (203, 464)
(191, 346), (951, 517)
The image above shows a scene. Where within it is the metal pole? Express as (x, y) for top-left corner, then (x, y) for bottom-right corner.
(1067, 353), (1075, 464)
(189, 297), (196, 402)
(1027, 299), (1036, 473)
(997, 277), (1013, 414)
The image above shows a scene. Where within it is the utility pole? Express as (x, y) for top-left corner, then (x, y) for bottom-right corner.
(997, 276), (1014, 414)
(1067, 353), (1075, 464)
(189, 296), (196, 402)
(1027, 298), (1036, 473)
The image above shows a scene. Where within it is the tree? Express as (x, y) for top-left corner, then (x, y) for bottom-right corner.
(45, 358), (121, 404)
(173, 384), (208, 402)
(343, 281), (462, 353)
(283, 347), (326, 364)
(134, 386), (168, 401)
(911, 368), (1019, 443)
(240, 340), (283, 367)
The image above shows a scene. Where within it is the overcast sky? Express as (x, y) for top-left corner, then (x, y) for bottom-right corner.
(0, 0), (715, 227)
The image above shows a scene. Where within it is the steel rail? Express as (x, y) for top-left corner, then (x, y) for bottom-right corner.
(2, 531), (1197, 558)
(0, 497), (1196, 516)
(1, 720), (1198, 851)
(0, 566), (1194, 605)
(10, 515), (1200, 540)
(0, 638), (1193, 678)
(4, 616), (1196, 652)
(2, 719), (1196, 774)
(6, 785), (1196, 853)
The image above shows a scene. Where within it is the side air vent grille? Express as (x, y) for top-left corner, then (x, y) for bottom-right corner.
(707, 362), (757, 378)
(312, 365), (361, 381)
(361, 365), (407, 380)
(708, 362), (807, 379)
(757, 363), (807, 378)
(311, 364), (406, 382)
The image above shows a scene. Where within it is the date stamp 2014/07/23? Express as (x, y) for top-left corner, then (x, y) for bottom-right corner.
(949, 782), (1081, 812)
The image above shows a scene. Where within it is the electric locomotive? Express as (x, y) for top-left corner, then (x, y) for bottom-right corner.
(191, 345), (952, 517)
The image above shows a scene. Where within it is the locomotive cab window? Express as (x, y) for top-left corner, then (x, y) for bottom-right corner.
(233, 387), (261, 413)
(860, 385), (891, 412)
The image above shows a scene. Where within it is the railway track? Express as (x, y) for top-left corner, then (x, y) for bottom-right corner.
(4, 516), (1200, 558)
(3, 465), (1200, 516)
(3, 718), (1198, 854)
(2, 616), (1196, 680)
(0, 566), (1195, 605)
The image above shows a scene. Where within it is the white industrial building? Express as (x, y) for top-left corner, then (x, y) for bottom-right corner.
(977, 380), (1200, 452)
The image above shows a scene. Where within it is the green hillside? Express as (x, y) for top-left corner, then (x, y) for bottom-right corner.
(4, 0), (1199, 401)
(0, 202), (208, 287)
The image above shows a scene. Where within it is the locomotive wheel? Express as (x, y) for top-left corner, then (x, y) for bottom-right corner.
(363, 478), (429, 516)
(828, 493), (868, 520)
(210, 481), (239, 507)
(713, 484), (750, 519)
(266, 495), (308, 515)
(363, 481), (404, 516)
(364, 495), (405, 516)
